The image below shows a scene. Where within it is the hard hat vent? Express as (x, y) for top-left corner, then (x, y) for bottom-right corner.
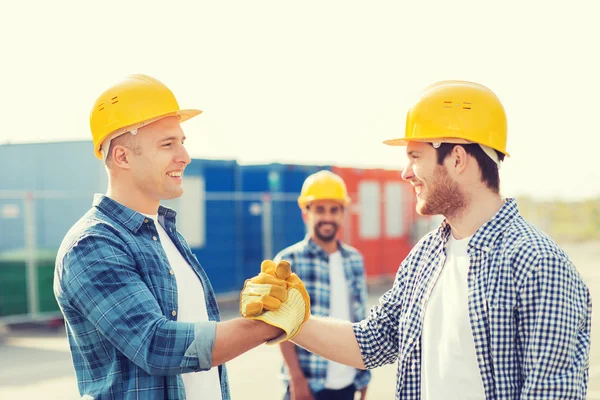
(97, 96), (119, 112)
(442, 100), (471, 110)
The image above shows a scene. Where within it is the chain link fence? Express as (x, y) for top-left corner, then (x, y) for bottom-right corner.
(0, 188), (427, 324)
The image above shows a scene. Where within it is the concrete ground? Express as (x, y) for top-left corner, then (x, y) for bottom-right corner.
(0, 241), (598, 399)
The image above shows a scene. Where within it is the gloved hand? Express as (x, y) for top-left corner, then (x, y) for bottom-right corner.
(240, 259), (311, 345)
(240, 260), (290, 318)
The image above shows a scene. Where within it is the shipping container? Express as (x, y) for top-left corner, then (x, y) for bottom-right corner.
(332, 166), (416, 279)
(0, 141), (106, 319)
(0, 141), (106, 252)
(0, 140), (424, 315)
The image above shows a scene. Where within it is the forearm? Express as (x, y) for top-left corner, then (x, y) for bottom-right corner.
(360, 386), (367, 400)
(211, 318), (282, 366)
(292, 316), (365, 369)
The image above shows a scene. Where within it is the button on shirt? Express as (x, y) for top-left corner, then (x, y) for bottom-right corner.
(54, 195), (230, 400)
(352, 199), (592, 400)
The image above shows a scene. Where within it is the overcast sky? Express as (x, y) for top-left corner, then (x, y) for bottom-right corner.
(2, 0), (598, 200)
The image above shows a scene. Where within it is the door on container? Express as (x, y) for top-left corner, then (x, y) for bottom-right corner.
(354, 180), (384, 278)
(382, 181), (413, 276)
(242, 195), (267, 281)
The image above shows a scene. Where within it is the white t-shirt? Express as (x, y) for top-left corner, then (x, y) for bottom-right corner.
(421, 234), (485, 400)
(147, 214), (222, 400)
(324, 251), (357, 390)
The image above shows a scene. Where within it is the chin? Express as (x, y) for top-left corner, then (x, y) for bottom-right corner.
(164, 190), (184, 200)
(416, 201), (433, 216)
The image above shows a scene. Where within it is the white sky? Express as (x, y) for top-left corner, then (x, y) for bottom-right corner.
(1, 0), (599, 201)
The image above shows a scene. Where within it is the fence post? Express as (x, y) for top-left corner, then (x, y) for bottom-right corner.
(24, 191), (39, 318)
(261, 193), (273, 260)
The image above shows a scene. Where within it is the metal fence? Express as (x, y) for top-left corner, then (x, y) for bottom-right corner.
(0, 189), (430, 324)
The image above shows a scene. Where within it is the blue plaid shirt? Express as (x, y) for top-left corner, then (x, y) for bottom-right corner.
(353, 199), (592, 399)
(275, 236), (372, 392)
(54, 195), (230, 400)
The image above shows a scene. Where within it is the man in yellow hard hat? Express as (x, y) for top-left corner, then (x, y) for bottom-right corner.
(242, 81), (592, 399)
(54, 74), (309, 399)
(273, 170), (371, 400)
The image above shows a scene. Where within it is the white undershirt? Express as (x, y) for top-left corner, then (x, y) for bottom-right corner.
(324, 251), (357, 390)
(421, 235), (485, 400)
(147, 214), (222, 400)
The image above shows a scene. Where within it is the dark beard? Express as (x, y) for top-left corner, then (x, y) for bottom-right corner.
(314, 222), (338, 242)
(418, 165), (468, 219)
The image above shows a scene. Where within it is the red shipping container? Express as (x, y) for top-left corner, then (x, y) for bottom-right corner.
(332, 167), (417, 280)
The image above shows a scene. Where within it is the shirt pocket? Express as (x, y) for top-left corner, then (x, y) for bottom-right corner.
(483, 288), (520, 377)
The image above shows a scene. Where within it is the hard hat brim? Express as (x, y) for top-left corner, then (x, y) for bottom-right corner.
(383, 136), (471, 146)
(94, 108), (203, 159)
(383, 136), (510, 157)
(177, 109), (203, 123)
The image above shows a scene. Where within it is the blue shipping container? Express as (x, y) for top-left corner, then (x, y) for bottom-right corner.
(0, 141), (106, 252)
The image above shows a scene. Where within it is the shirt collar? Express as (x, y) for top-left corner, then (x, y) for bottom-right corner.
(302, 234), (352, 259)
(435, 198), (520, 251)
(93, 194), (178, 233)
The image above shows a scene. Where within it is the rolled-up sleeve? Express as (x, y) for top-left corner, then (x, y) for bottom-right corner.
(58, 234), (215, 375)
(184, 321), (217, 370)
(352, 261), (406, 369)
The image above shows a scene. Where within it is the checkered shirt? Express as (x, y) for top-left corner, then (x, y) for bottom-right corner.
(353, 198), (592, 399)
(275, 236), (372, 392)
(54, 195), (230, 399)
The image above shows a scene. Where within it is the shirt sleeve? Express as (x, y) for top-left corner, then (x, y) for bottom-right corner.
(352, 254), (372, 388)
(352, 259), (407, 369)
(518, 253), (592, 399)
(57, 234), (217, 375)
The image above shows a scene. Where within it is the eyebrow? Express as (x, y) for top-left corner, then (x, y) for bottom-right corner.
(407, 150), (421, 157)
(158, 136), (186, 143)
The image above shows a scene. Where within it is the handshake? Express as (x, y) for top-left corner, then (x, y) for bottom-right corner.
(239, 259), (310, 345)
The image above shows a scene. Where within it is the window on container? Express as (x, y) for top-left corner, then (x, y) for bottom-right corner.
(358, 181), (380, 239)
(164, 176), (205, 248)
(384, 182), (405, 238)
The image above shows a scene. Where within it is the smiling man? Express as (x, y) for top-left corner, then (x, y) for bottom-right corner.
(274, 171), (371, 400)
(53, 74), (291, 399)
(258, 80), (592, 399)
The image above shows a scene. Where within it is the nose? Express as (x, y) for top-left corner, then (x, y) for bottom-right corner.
(322, 214), (335, 223)
(177, 144), (191, 165)
(401, 163), (414, 181)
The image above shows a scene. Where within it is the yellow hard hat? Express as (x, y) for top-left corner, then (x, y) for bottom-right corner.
(89, 74), (202, 159)
(384, 80), (509, 156)
(298, 170), (351, 209)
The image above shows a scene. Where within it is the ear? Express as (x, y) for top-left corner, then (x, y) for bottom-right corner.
(111, 145), (132, 170)
(451, 145), (468, 174)
(301, 208), (309, 224)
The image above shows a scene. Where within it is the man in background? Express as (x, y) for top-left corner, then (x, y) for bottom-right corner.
(274, 170), (371, 400)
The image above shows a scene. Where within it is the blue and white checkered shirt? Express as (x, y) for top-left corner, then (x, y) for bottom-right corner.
(353, 198), (592, 399)
(54, 195), (230, 399)
(275, 236), (372, 393)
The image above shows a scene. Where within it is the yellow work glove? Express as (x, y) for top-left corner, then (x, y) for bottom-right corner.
(240, 260), (289, 318)
(240, 259), (311, 345)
